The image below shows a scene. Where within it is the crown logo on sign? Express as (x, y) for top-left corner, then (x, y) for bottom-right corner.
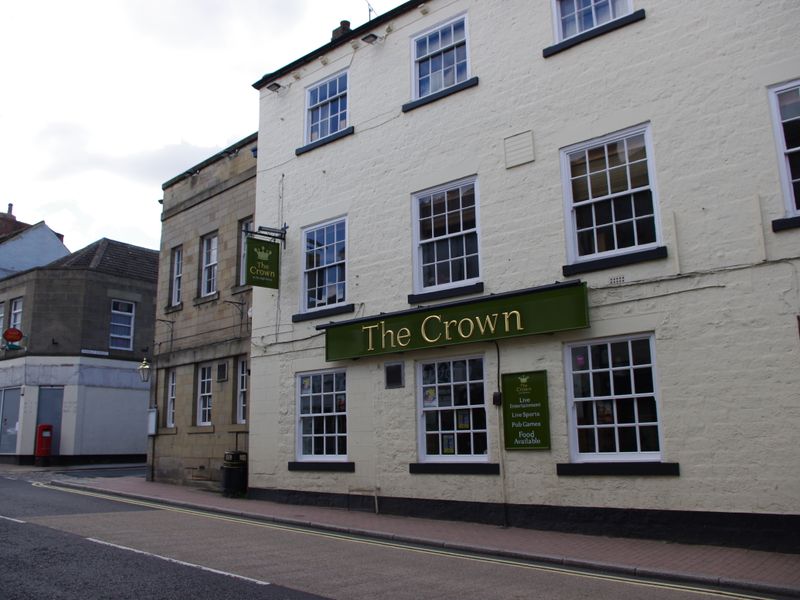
(254, 246), (272, 261)
(518, 375), (529, 384)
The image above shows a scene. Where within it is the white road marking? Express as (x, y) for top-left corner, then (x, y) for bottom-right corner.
(86, 538), (271, 586)
(0, 514), (26, 523)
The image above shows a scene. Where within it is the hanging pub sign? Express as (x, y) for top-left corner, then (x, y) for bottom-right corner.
(502, 370), (550, 450)
(320, 281), (589, 361)
(245, 238), (280, 289)
(2, 327), (24, 351)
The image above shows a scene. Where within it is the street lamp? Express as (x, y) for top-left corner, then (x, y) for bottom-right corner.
(137, 358), (151, 383)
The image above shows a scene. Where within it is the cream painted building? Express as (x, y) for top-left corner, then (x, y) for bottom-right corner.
(248, 0), (800, 550)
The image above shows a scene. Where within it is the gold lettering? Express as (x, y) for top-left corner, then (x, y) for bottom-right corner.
(444, 319), (458, 341)
(475, 313), (499, 335)
(380, 320), (395, 349)
(457, 317), (475, 338)
(362, 323), (379, 351)
(503, 310), (524, 332)
(397, 327), (411, 347)
(421, 315), (441, 343)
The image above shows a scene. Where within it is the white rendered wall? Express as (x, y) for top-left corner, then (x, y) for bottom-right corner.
(250, 0), (800, 514)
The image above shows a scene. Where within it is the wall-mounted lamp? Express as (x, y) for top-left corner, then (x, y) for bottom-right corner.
(266, 82), (282, 92)
(361, 33), (380, 44)
(138, 358), (151, 383)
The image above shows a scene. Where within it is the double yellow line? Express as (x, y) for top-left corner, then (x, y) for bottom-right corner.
(35, 482), (775, 600)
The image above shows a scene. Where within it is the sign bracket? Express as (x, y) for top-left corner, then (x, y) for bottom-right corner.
(250, 224), (288, 249)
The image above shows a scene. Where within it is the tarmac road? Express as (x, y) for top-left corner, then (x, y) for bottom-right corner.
(0, 474), (786, 600)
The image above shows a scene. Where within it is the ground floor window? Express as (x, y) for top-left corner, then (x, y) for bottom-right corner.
(166, 369), (176, 428)
(418, 356), (488, 460)
(297, 370), (347, 459)
(197, 364), (213, 425)
(566, 334), (661, 461)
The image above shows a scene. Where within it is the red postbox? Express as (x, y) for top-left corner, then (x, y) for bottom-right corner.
(35, 424), (53, 466)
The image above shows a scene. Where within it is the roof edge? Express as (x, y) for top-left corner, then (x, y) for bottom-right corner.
(252, 0), (420, 90)
(162, 131), (258, 190)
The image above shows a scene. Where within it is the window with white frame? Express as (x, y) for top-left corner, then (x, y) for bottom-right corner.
(554, 0), (632, 41)
(562, 125), (659, 263)
(413, 16), (468, 100)
(197, 365), (213, 425)
(239, 218), (253, 286)
(419, 357), (487, 460)
(236, 357), (248, 424)
(413, 178), (480, 292)
(769, 80), (800, 216)
(170, 246), (182, 306)
(201, 233), (218, 296)
(166, 369), (176, 428)
(566, 335), (661, 461)
(297, 370), (347, 459)
(0, 302), (5, 330)
(303, 218), (346, 311)
(307, 71), (348, 144)
(109, 300), (134, 350)
(10, 297), (23, 330)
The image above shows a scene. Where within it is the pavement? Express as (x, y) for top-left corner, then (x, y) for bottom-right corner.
(2, 463), (799, 598)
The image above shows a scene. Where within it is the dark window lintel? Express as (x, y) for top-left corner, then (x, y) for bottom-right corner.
(402, 77), (479, 113)
(543, 9), (646, 58)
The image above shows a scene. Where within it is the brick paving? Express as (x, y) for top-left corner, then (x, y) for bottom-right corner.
(3, 464), (799, 598)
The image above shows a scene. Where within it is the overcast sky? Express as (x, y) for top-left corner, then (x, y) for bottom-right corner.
(0, 0), (398, 252)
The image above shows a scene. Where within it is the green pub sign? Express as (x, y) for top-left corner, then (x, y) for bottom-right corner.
(502, 370), (550, 450)
(323, 283), (589, 361)
(245, 238), (280, 289)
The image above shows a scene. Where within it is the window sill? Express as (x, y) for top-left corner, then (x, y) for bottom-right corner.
(402, 77), (479, 113)
(772, 215), (800, 232)
(409, 462), (500, 475)
(164, 303), (183, 314)
(295, 126), (355, 156)
(408, 282), (484, 305)
(157, 427), (177, 435)
(187, 425), (215, 434)
(226, 424), (248, 433)
(288, 461), (355, 472)
(230, 284), (252, 295)
(562, 246), (667, 276)
(543, 9), (646, 58)
(193, 292), (219, 306)
(556, 462), (679, 476)
(292, 303), (355, 323)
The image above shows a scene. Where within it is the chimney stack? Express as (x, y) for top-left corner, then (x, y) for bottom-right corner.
(6, 203), (12, 216)
(331, 20), (351, 42)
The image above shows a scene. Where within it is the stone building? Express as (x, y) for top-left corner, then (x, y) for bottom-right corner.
(0, 238), (157, 463)
(0, 204), (69, 279)
(246, 0), (800, 550)
(150, 133), (257, 486)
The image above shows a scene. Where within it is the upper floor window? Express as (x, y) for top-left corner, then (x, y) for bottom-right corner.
(562, 124), (660, 264)
(555, 0), (632, 41)
(170, 246), (183, 306)
(418, 356), (487, 461)
(166, 369), (176, 428)
(297, 370), (347, 459)
(769, 80), (800, 216)
(239, 218), (254, 286)
(201, 233), (218, 297)
(412, 177), (480, 293)
(565, 335), (661, 462)
(236, 357), (248, 424)
(0, 301), (5, 330)
(9, 297), (23, 330)
(413, 16), (468, 100)
(197, 364), (213, 425)
(109, 300), (135, 350)
(303, 218), (346, 312)
(307, 72), (348, 144)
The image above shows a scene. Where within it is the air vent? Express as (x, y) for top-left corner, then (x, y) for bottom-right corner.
(385, 362), (404, 389)
(609, 275), (625, 285)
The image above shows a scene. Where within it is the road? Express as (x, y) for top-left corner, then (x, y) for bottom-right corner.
(0, 472), (783, 600)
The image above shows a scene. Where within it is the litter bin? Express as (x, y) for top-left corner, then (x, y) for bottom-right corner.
(220, 450), (247, 497)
